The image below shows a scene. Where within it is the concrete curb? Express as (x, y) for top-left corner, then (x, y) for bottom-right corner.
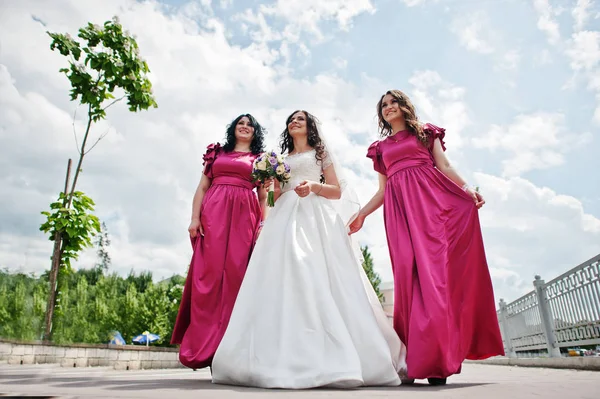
(466, 356), (600, 371)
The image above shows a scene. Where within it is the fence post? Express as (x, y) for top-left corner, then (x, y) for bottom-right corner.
(498, 298), (516, 358)
(533, 275), (561, 357)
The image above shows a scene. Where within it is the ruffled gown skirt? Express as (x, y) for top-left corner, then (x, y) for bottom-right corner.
(384, 164), (504, 379)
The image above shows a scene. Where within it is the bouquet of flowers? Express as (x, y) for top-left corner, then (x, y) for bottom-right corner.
(252, 151), (291, 207)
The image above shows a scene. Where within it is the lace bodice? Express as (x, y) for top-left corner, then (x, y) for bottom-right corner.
(281, 150), (330, 193)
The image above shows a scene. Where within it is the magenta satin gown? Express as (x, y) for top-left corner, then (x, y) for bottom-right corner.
(171, 143), (262, 369)
(367, 124), (504, 380)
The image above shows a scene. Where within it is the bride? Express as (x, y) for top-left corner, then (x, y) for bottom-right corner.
(211, 110), (406, 389)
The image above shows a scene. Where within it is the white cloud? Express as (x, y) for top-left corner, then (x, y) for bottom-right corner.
(565, 30), (600, 124)
(533, 0), (562, 45)
(472, 112), (591, 177)
(499, 49), (521, 71)
(408, 70), (470, 149)
(234, 0), (375, 46)
(333, 57), (348, 69)
(401, 0), (432, 6)
(233, 8), (282, 43)
(567, 30), (600, 71)
(450, 11), (521, 77)
(535, 48), (553, 65)
(532, 0), (600, 125)
(573, 0), (593, 31)
(220, 0), (233, 9)
(594, 107), (600, 124)
(450, 11), (495, 54)
(474, 173), (600, 301)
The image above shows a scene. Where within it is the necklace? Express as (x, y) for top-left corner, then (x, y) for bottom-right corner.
(388, 129), (409, 143)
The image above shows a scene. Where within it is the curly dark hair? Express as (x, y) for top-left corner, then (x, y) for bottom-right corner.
(280, 110), (326, 166)
(222, 114), (266, 155)
(377, 90), (429, 147)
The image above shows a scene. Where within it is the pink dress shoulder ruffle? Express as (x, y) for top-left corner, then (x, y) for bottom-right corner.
(202, 143), (222, 178)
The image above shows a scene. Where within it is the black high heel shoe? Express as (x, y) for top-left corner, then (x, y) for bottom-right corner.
(427, 377), (447, 386)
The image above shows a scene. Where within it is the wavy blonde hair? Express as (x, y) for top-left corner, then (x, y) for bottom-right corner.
(377, 90), (429, 147)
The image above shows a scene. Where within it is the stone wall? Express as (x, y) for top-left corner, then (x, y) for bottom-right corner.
(0, 339), (184, 370)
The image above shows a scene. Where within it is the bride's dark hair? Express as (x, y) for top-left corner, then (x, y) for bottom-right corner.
(279, 110), (326, 166)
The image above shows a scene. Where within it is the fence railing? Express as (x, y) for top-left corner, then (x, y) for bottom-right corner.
(497, 253), (600, 357)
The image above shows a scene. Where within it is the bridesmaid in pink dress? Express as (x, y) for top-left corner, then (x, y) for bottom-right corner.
(171, 114), (268, 370)
(349, 90), (504, 385)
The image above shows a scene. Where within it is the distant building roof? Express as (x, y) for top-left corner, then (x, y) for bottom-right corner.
(157, 275), (184, 286)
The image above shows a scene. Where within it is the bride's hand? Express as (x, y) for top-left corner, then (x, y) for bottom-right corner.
(262, 177), (275, 188)
(294, 180), (314, 198)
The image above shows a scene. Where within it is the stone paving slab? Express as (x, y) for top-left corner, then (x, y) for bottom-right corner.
(0, 362), (598, 398)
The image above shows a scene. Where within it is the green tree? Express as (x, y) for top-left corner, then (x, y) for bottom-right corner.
(361, 245), (383, 302)
(41, 191), (101, 272)
(0, 268), (185, 347)
(52, 275), (102, 344)
(126, 270), (153, 294)
(41, 16), (157, 340)
(95, 222), (112, 272)
(0, 271), (46, 340)
(93, 273), (122, 340)
(164, 276), (185, 344)
(119, 282), (143, 342)
(137, 283), (172, 344)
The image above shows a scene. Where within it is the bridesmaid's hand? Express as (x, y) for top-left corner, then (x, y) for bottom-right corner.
(466, 187), (485, 209)
(295, 180), (314, 198)
(188, 218), (203, 238)
(348, 213), (366, 235)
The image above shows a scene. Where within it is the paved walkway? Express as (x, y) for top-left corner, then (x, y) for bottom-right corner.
(0, 362), (597, 398)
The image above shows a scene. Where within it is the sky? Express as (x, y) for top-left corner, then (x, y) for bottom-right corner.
(1, 0), (599, 306)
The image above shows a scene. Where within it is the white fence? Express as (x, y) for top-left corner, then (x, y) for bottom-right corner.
(497, 254), (600, 357)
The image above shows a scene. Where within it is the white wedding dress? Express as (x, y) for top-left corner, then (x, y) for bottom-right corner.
(211, 150), (406, 389)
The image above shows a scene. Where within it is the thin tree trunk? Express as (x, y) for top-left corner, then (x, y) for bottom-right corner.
(67, 108), (93, 208)
(44, 108), (92, 340)
(43, 159), (72, 342)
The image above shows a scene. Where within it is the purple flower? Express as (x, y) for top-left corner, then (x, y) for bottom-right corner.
(269, 157), (277, 166)
(284, 164), (291, 173)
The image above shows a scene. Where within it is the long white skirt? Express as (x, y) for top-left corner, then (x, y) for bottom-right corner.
(211, 190), (407, 389)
